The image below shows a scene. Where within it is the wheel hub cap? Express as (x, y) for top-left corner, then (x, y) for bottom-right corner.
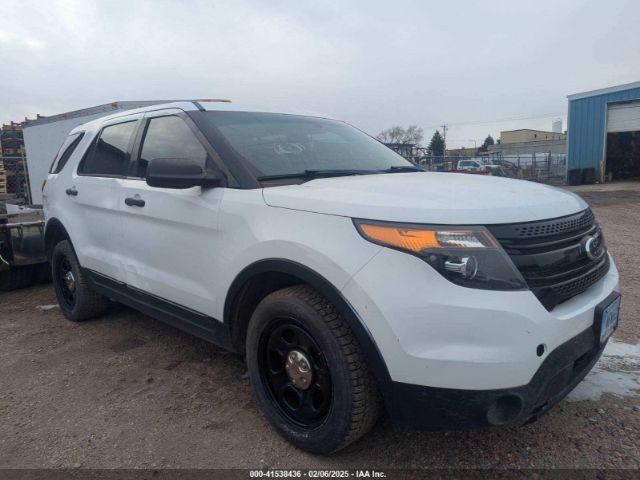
(63, 271), (76, 292)
(285, 350), (313, 390)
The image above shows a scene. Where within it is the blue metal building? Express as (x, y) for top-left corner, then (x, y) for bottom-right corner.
(567, 81), (640, 183)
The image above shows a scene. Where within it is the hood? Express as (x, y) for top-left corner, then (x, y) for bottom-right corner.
(262, 172), (587, 224)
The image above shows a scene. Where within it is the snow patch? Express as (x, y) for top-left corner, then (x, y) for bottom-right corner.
(37, 304), (59, 311)
(568, 339), (640, 401)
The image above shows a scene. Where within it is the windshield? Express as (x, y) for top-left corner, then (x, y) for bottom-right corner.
(202, 112), (413, 178)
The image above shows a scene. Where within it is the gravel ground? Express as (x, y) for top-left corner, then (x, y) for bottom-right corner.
(1, 182), (639, 469)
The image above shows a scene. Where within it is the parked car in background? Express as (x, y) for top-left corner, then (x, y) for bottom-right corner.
(456, 159), (485, 172)
(480, 158), (502, 172)
(457, 159), (501, 173)
(43, 101), (620, 454)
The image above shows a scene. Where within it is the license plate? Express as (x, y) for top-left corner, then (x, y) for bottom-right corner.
(597, 295), (620, 344)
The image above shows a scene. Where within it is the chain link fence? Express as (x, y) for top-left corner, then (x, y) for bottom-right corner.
(0, 153), (32, 204)
(414, 153), (567, 184)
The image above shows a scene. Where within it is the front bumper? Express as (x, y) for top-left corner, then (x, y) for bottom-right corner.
(388, 324), (606, 428)
(342, 248), (619, 390)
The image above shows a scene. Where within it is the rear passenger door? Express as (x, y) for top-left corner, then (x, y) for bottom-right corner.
(118, 109), (225, 317)
(68, 115), (141, 281)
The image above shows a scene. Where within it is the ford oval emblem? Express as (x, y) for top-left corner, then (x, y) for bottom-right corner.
(582, 233), (603, 260)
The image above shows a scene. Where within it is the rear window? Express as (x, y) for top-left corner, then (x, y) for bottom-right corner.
(80, 121), (137, 176)
(50, 132), (84, 174)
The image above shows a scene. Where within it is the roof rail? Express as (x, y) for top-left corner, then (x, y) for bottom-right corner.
(191, 99), (231, 111)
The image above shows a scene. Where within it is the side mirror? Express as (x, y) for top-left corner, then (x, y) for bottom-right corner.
(145, 158), (226, 189)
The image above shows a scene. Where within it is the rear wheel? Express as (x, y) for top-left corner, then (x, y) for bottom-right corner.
(246, 285), (381, 454)
(51, 240), (108, 321)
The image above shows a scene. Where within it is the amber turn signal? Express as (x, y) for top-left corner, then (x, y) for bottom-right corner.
(356, 222), (497, 253)
(358, 224), (440, 253)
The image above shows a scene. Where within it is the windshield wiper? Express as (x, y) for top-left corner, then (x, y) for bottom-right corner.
(257, 166), (423, 182)
(257, 169), (378, 182)
(379, 165), (424, 173)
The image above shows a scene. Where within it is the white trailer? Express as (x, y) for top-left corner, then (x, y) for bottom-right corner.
(23, 101), (170, 204)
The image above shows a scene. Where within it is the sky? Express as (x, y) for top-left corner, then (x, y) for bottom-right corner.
(1, 0), (640, 149)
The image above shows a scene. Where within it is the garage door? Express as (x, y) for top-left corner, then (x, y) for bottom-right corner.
(607, 101), (640, 132)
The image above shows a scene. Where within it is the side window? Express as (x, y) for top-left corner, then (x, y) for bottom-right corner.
(80, 121), (137, 176)
(136, 116), (207, 178)
(50, 132), (84, 174)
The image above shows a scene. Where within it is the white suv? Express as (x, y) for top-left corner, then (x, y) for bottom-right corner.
(43, 101), (620, 454)
(456, 159), (485, 171)
(457, 159), (500, 172)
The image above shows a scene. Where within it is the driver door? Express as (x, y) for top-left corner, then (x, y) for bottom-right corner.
(118, 109), (225, 317)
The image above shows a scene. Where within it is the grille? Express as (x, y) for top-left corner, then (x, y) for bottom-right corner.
(553, 258), (609, 297)
(512, 210), (594, 238)
(488, 209), (609, 311)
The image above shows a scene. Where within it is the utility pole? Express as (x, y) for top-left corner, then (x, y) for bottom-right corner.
(440, 124), (448, 157)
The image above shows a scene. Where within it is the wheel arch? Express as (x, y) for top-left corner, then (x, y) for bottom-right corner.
(44, 217), (72, 260)
(223, 258), (393, 405)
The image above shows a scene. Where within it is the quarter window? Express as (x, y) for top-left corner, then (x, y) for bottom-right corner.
(136, 116), (207, 178)
(81, 121), (137, 176)
(50, 132), (84, 174)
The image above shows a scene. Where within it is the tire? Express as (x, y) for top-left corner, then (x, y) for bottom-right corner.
(51, 240), (108, 321)
(246, 285), (381, 454)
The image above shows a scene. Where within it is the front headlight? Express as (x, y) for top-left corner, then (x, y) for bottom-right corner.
(354, 219), (526, 291)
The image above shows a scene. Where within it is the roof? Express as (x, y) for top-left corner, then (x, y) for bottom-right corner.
(501, 128), (564, 135)
(446, 146), (476, 151)
(567, 80), (640, 101)
(22, 99), (235, 127)
(25, 100), (330, 130)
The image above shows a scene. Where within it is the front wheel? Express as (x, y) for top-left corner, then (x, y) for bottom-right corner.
(246, 285), (381, 454)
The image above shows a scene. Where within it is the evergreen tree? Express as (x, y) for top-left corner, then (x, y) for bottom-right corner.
(479, 135), (495, 152)
(427, 130), (445, 156)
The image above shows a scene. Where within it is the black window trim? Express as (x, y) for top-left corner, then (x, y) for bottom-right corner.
(128, 109), (237, 186)
(49, 131), (85, 174)
(77, 115), (142, 179)
(185, 110), (262, 189)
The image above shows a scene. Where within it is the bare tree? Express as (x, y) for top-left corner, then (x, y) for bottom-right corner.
(377, 125), (424, 145)
(377, 126), (405, 143)
(403, 125), (424, 145)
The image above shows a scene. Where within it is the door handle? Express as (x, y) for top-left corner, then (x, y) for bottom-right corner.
(65, 187), (78, 196)
(125, 197), (146, 207)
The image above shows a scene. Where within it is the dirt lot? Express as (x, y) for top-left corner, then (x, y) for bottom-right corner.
(1, 183), (639, 470)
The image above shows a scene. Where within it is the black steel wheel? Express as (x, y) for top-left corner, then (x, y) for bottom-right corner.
(246, 285), (381, 454)
(259, 319), (332, 427)
(51, 240), (108, 322)
(55, 255), (76, 309)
